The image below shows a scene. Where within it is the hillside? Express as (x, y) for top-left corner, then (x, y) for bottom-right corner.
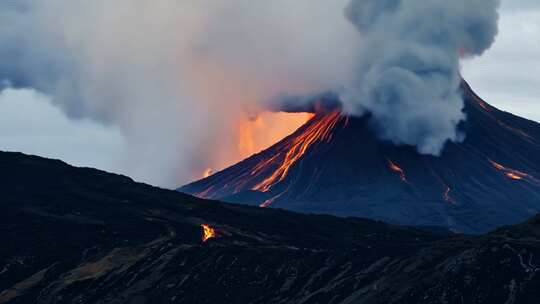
(1, 151), (539, 303)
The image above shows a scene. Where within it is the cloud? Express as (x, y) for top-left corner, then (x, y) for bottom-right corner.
(0, 0), (508, 185)
(501, 0), (540, 11)
(0, 0), (358, 186)
(0, 88), (125, 171)
(462, 6), (540, 122)
(340, 0), (501, 155)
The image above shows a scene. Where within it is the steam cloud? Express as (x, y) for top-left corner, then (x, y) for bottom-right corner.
(342, 0), (501, 154)
(0, 0), (357, 186)
(0, 0), (500, 186)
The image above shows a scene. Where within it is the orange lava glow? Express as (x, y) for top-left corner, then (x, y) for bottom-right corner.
(237, 112), (315, 161)
(203, 168), (213, 178)
(201, 224), (216, 242)
(252, 110), (344, 192)
(489, 159), (529, 181)
(193, 110), (347, 199)
(196, 111), (314, 185)
(387, 159), (407, 182)
(506, 172), (524, 180)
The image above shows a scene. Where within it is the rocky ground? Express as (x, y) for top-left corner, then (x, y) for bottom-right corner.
(1, 151), (539, 303)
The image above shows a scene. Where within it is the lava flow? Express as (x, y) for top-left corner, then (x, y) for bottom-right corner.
(489, 159), (529, 181)
(387, 159), (407, 182)
(201, 224), (216, 242)
(252, 110), (346, 192)
(472, 94), (535, 142)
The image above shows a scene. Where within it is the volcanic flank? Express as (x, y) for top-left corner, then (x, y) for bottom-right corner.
(179, 81), (540, 234)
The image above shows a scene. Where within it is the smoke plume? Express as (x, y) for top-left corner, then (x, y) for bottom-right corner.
(0, 0), (500, 186)
(341, 0), (501, 154)
(0, 0), (357, 186)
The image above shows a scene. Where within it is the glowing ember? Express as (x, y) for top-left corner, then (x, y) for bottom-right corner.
(387, 159), (407, 182)
(252, 110), (344, 192)
(201, 224), (216, 242)
(489, 159), (529, 181)
(203, 168), (213, 178)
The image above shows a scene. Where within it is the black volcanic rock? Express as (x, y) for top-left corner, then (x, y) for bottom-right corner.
(180, 81), (540, 234)
(1, 151), (540, 303)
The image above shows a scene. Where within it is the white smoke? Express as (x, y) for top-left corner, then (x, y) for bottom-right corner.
(0, 0), (358, 186)
(0, 0), (501, 185)
(342, 0), (501, 154)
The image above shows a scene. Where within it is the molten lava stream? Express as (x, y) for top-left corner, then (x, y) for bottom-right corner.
(194, 111), (314, 199)
(387, 159), (407, 182)
(489, 159), (530, 181)
(201, 224), (216, 242)
(252, 110), (345, 192)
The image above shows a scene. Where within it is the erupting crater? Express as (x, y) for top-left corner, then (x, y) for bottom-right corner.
(180, 81), (540, 234)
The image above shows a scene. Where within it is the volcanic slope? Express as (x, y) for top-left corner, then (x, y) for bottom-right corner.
(180, 81), (540, 234)
(2, 151), (540, 303)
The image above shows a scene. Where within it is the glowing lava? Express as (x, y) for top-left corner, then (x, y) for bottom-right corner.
(192, 110), (346, 199)
(489, 159), (529, 181)
(387, 159), (407, 182)
(237, 112), (315, 161)
(252, 110), (345, 192)
(201, 224), (216, 242)
(203, 168), (213, 178)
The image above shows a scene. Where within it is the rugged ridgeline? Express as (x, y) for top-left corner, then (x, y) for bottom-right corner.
(180, 81), (540, 234)
(1, 151), (540, 303)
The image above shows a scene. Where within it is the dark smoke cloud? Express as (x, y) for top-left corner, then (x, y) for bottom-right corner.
(342, 0), (501, 154)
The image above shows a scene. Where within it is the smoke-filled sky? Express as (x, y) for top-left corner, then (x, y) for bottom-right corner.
(1, 0), (539, 187)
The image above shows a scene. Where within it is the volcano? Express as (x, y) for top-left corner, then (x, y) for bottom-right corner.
(179, 81), (540, 234)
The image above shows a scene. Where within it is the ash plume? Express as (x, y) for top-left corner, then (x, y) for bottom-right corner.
(0, 0), (501, 185)
(0, 0), (357, 186)
(341, 0), (501, 155)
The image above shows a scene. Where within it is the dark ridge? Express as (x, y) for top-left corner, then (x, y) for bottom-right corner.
(1, 151), (540, 303)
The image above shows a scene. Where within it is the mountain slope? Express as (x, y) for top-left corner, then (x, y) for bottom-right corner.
(1, 151), (540, 303)
(180, 81), (540, 234)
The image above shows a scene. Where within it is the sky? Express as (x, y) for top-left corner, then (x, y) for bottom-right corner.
(1, 0), (539, 188)
(462, 0), (540, 120)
